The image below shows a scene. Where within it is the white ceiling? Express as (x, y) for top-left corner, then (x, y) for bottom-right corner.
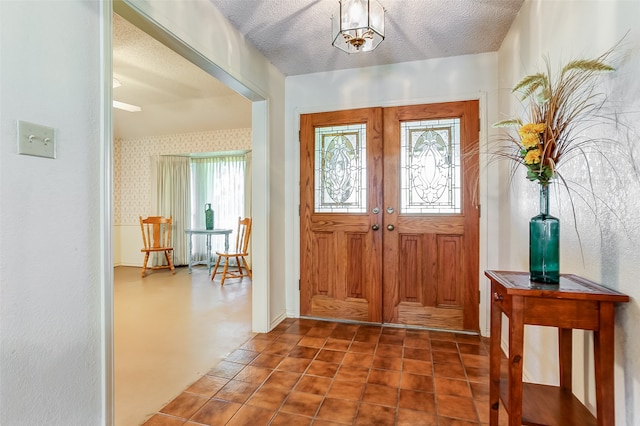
(208, 0), (524, 76)
(113, 0), (524, 139)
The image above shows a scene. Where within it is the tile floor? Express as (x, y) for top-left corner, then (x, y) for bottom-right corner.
(142, 318), (508, 425)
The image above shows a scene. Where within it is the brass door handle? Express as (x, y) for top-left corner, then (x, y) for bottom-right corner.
(372, 224), (380, 231)
(387, 224), (395, 231)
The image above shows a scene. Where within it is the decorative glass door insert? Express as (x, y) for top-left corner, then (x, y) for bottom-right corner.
(314, 124), (367, 213)
(400, 118), (461, 214)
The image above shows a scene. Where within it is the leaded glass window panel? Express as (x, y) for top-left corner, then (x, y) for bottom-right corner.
(400, 118), (461, 214)
(314, 123), (367, 213)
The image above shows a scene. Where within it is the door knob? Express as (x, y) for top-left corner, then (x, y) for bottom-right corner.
(387, 224), (395, 231)
(372, 224), (380, 231)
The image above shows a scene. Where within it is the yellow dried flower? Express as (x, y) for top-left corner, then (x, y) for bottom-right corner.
(524, 149), (541, 165)
(519, 122), (546, 137)
(521, 133), (540, 149)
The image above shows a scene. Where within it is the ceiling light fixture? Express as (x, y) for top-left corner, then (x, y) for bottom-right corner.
(332, 0), (384, 54)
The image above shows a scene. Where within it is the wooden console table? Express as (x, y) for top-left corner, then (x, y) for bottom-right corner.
(485, 270), (629, 426)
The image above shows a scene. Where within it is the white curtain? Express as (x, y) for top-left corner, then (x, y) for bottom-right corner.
(190, 155), (246, 261)
(155, 155), (191, 266)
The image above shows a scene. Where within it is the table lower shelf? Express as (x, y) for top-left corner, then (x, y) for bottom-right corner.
(499, 380), (596, 426)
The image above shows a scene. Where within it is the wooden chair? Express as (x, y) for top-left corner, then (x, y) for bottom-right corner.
(140, 216), (176, 277)
(211, 217), (252, 285)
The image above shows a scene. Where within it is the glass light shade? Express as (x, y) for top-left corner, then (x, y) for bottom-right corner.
(332, 0), (384, 54)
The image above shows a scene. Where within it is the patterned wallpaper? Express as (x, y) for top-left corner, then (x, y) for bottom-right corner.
(114, 128), (252, 225)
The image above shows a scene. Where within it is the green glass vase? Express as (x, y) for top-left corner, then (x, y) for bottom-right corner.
(529, 184), (559, 284)
(205, 203), (214, 230)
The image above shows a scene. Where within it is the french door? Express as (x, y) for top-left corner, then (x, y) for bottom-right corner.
(300, 101), (479, 331)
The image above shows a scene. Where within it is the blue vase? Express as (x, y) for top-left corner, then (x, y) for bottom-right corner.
(529, 184), (559, 284)
(205, 203), (214, 230)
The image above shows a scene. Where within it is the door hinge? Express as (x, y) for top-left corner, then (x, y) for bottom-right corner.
(479, 290), (481, 303)
(479, 117), (481, 132)
(298, 130), (301, 142)
(299, 279), (301, 290)
(298, 204), (300, 216)
(477, 204), (481, 217)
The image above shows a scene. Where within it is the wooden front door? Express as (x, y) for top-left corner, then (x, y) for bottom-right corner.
(300, 101), (479, 331)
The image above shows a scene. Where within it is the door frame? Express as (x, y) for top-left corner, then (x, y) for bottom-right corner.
(293, 94), (491, 334)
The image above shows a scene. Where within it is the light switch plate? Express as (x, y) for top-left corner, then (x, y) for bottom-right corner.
(17, 120), (56, 159)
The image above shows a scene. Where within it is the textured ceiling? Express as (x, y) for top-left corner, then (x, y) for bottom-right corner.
(113, 0), (524, 138)
(208, 0), (524, 76)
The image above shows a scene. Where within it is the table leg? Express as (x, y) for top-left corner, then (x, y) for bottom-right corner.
(508, 295), (525, 426)
(206, 234), (212, 275)
(594, 302), (615, 426)
(187, 233), (193, 274)
(224, 233), (229, 252)
(559, 328), (573, 391)
(489, 283), (503, 426)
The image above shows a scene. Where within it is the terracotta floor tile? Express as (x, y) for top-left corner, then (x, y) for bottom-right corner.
(159, 392), (209, 419)
(214, 379), (260, 404)
(404, 336), (431, 349)
(435, 377), (473, 398)
(264, 341), (297, 356)
(146, 319), (494, 426)
(396, 408), (438, 426)
(436, 394), (479, 422)
(315, 348), (346, 363)
(245, 384), (289, 410)
(305, 360), (339, 378)
(355, 402), (397, 425)
(268, 411), (313, 426)
(207, 360), (245, 379)
(276, 333), (304, 345)
(276, 356), (312, 373)
(400, 372), (435, 392)
(433, 362), (467, 380)
(225, 404), (274, 426)
(225, 349), (260, 364)
(372, 355), (401, 371)
(403, 347), (431, 361)
(185, 375), (229, 397)
(430, 331), (458, 342)
(430, 340), (459, 353)
(240, 338), (272, 352)
(234, 365), (273, 384)
(295, 374), (332, 395)
(142, 413), (185, 426)
(263, 370), (301, 389)
(361, 383), (399, 407)
(249, 353), (285, 369)
(379, 334), (404, 346)
(368, 368), (401, 388)
(288, 345), (320, 359)
(280, 391), (323, 417)
(189, 398), (242, 425)
(324, 338), (352, 351)
(398, 389), (435, 412)
(348, 341), (377, 354)
(376, 344), (403, 358)
(316, 397), (359, 424)
(461, 353), (489, 369)
(465, 366), (490, 383)
(458, 342), (488, 356)
(326, 380), (365, 401)
(297, 336), (326, 348)
(305, 327), (334, 338)
(402, 359), (433, 376)
(335, 365), (369, 383)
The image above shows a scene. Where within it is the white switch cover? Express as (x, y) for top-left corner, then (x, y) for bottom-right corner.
(17, 120), (56, 159)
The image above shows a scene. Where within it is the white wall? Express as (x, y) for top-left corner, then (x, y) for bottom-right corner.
(498, 0), (640, 422)
(285, 52), (503, 335)
(0, 1), (106, 424)
(126, 0), (287, 332)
